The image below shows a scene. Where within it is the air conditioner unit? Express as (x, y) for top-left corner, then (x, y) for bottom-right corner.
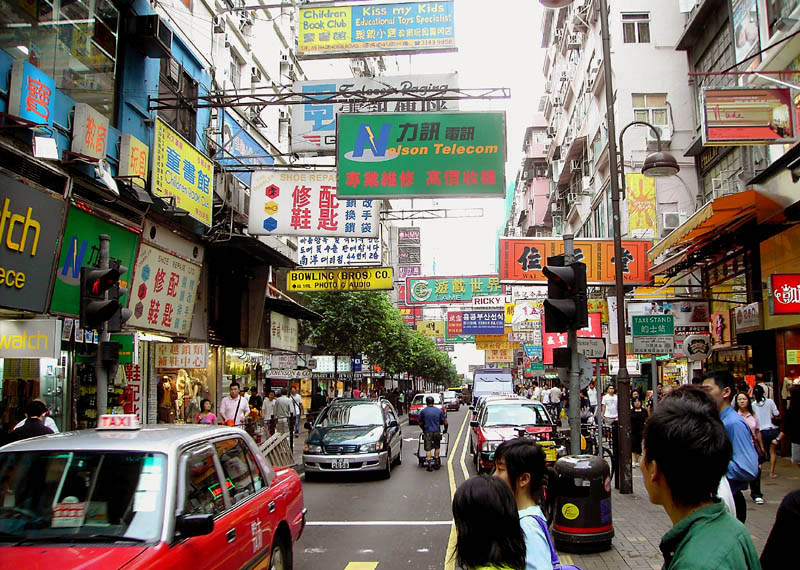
(570, 159), (582, 172)
(647, 123), (672, 145)
(542, 143), (551, 154)
(662, 212), (683, 233)
(279, 109), (290, 121)
(248, 107), (260, 121)
(554, 29), (564, 41)
(560, 71), (568, 82)
(544, 81), (552, 94)
(251, 67), (262, 83)
(224, 34), (231, 48)
(712, 177), (731, 198)
(551, 202), (561, 213)
(213, 16), (226, 34)
(567, 34), (582, 49)
(553, 96), (562, 106)
(129, 15), (172, 59)
(567, 192), (578, 202)
(547, 126), (556, 136)
(280, 53), (290, 65)
(585, 79), (594, 93)
(166, 57), (181, 85)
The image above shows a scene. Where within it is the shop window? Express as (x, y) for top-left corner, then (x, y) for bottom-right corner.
(158, 57), (198, 143)
(0, 0), (119, 121)
(622, 13), (651, 44)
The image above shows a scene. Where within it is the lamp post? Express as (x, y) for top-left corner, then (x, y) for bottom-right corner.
(541, 0), (680, 494)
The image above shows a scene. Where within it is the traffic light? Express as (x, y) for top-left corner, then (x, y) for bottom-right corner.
(107, 259), (132, 333)
(543, 255), (588, 333)
(80, 265), (122, 329)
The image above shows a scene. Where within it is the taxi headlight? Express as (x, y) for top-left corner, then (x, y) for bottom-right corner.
(481, 441), (501, 452)
(304, 444), (323, 454)
(359, 441), (384, 453)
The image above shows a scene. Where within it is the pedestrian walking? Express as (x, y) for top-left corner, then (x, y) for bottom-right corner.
(702, 370), (759, 523)
(549, 383), (562, 420)
(451, 475), (526, 570)
(752, 384), (780, 467)
(631, 397), (647, 466)
(493, 439), (555, 570)
(249, 389), (262, 412)
(418, 396), (447, 471)
(264, 390), (276, 435)
(769, 384), (800, 478)
(7, 401), (54, 443)
(274, 388), (293, 434)
(760, 489), (800, 569)
(733, 392), (766, 504)
(12, 398), (58, 433)
(219, 382), (247, 427)
(290, 385), (303, 434)
(587, 380), (598, 415)
(601, 384), (619, 425)
(310, 387), (326, 426)
(532, 381), (542, 402)
(639, 385), (760, 569)
(398, 389), (405, 415)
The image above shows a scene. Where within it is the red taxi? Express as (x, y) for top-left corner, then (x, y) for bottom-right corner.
(408, 393), (445, 425)
(0, 415), (305, 569)
(469, 399), (560, 473)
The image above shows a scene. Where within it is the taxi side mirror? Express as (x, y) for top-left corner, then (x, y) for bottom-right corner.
(470, 420), (479, 428)
(177, 513), (214, 538)
(304, 422), (312, 430)
(468, 406), (474, 411)
(387, 419), (399, 428)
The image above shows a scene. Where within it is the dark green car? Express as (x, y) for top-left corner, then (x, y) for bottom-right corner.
(303, 398), (403, 480)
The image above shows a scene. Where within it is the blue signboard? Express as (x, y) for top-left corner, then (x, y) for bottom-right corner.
(462, 311), (505, 335)
(8, 60), (56, 126)
(523, 343), (543, 359)
(218, 112), (274, 185)
(351, 354), (363, 372)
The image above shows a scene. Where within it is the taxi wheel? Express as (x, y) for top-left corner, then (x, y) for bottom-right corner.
(269, 536), (291, 570)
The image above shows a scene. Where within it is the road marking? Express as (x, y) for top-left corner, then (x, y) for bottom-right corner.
(307, 520), (453, 526)
(444, 412), (470, 570)
(343, 563), (378, 570)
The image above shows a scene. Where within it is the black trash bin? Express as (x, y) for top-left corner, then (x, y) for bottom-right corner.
(551, 454), (613, 553)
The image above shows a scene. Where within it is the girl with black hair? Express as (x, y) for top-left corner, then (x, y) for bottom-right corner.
(452, 475), (526, 570)
(493, 439), (554, 570)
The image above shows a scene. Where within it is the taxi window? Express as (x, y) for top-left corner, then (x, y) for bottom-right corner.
(183, 447), (226, 516)
(241, 442), (266, 493)
(215, 439), (257, 506)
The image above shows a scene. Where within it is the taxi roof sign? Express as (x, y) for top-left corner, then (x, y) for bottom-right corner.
(97, 414), (140, 430)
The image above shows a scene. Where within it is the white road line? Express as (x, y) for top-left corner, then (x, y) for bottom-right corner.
(307, 520), (454, 526)
(445, 412), (470, 570)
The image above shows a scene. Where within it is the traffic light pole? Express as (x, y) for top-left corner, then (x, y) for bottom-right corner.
(96, 234), (111, 418)
(563, 235), (581, 457)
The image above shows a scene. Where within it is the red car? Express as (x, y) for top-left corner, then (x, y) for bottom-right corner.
(0, 416), (305, 569)
(408, 393), (445, 425)
(470, 399), (560, 473)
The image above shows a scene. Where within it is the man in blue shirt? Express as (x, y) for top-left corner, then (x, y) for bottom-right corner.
(702, 370), (759, 523)
(419, 396), (448, 471)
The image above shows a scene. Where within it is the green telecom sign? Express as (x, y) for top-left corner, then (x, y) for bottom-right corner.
(336, 111), (506, 199)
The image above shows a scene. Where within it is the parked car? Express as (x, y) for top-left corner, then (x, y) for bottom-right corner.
(303, 398), (402, 480)
(408, 393), (445, 425)
(470, 399), (559, 473)
(0, 416), (305, 570)
(442, 390), (461, 411)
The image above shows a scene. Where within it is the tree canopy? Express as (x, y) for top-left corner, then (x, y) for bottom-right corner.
(299, 291), (459, 386)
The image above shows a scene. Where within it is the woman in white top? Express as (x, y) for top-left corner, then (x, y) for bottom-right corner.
(753, 384), (780, 481)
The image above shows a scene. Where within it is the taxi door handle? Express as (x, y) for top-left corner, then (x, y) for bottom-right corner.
(268, 501), (276, 513)
(226, 528), (236, 543)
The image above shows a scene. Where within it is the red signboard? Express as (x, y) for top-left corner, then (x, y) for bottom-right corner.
(499, 238), (651, 285)
(771, 274), (800, 314)
(702, 88), (796, 146)
(447, 311), (463, 335)
(542, 313), (602, 364)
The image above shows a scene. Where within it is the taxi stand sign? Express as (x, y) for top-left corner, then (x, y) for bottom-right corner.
(97, 414), (141, 430)
(632, 315), (674, 355)
(287, 267), (394, 291)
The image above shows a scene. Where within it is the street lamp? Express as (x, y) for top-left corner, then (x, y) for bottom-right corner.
(618, 121), (681, 194)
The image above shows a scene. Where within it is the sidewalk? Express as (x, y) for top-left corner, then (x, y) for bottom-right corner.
(564, 457), (800, 569)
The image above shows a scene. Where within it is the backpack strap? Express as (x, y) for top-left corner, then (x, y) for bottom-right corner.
(521, 514), (561, 568)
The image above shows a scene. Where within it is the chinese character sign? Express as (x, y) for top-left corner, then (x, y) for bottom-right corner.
(771, 274), (800, 314)
(128, 244), (202, 335)
(249, 169), (379, 237)
(399, 265), (422, 278)
(405, 275), (502, 304)
(298, 1), (456, 58)
(292, 74), (459, 153)
(398, 226), (421, 244)
(626, 173), (657, 238)
(119, 134), (149, 188)
(417, 320), (445, 339)
(71, 103), (109, 160)
(447, 312), (463, 335)
(155, 343), (209, 369)
(270, 312), (299, 352)
(9, 60), (55, 126)
(298, 236), (380, 267)
(337, 111), (506, 199)
(398, 245), (421, 264)
(461, 311), (505, 335)
(152, 118), (214, 226)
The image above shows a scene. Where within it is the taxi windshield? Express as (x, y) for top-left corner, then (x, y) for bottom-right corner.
(484, 404), (550, 427)
(411, 394), (443, 405)
(316, 403), (384, 427)
(0, 451), (167, 543)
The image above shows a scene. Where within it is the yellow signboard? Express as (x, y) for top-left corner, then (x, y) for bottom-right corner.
(505, 303), (515, 324)
(288, 267), (393, 292)
(475, 341), (518, 351)
(119, 133), (149, 189)
(418, 320), (446, 339)
(475, 334), (508, 343)
(626, 173), (657, 237)
(485, 348), (514, 363)
(152, 118), (213, 227)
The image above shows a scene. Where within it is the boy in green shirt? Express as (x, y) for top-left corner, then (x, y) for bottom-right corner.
(640, 385), (761, 570)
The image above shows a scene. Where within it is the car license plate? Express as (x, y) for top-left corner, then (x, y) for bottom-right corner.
(330, 459), (350, 469)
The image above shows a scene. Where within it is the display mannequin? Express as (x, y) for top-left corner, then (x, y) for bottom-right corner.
(157, 376), (178, 423)
(187, 374), (202, 419)
(200, 373), (211, 401)
(176, 369), (190, 421)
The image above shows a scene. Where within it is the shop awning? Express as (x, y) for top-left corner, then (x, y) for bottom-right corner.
(648, 190), (786, 261)
(265, 285), (321, 322)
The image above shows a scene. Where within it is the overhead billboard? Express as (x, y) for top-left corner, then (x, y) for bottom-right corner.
(292, 74), (458, 153)
(405, 275), (502, 304)
(218, 111), (275, 185)
(249, 169), (379, 237)
(499, 238), (651, 285)
(287, 267), (393, 292)
(337, 111), (507, 199)
(461, 311), (505, 335)
(298, 236), (380, 267)
(701, 87), (795, 145)
(417, 320), (445, 339)
(398, 226), (422, 244)
(298, 1), (456, 59)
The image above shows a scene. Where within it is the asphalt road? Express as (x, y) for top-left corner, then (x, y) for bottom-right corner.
(294, 406), (475, 570)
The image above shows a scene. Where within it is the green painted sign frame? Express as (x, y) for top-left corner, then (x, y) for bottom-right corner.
(632, 315), (675, 336)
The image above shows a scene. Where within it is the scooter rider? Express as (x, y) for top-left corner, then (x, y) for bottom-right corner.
(419, 396), (448, 471)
